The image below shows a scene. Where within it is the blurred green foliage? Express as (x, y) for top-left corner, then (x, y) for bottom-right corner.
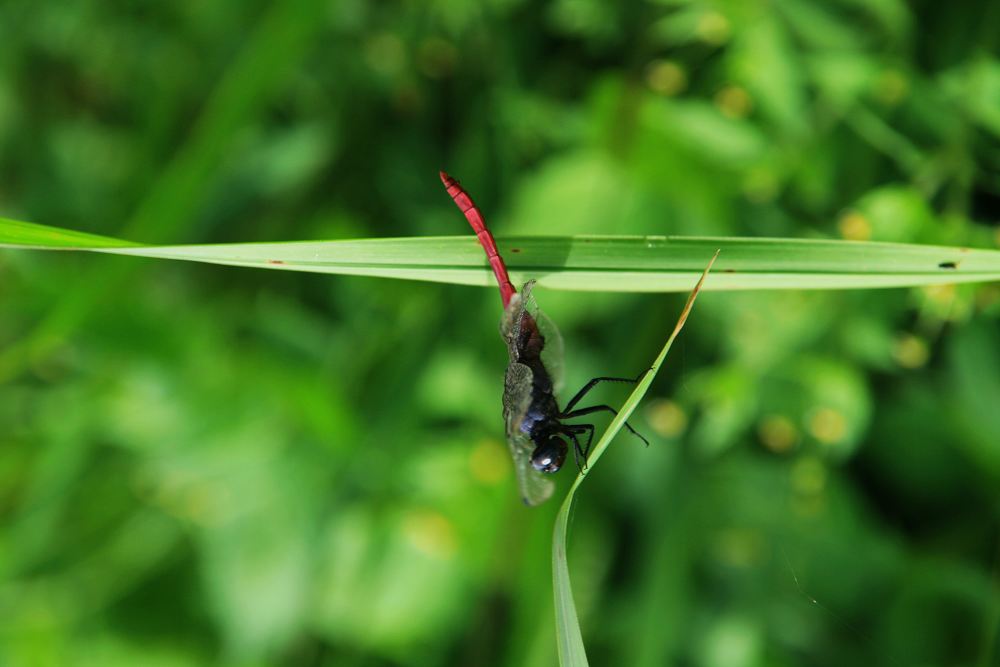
(1, 0), (999, 666)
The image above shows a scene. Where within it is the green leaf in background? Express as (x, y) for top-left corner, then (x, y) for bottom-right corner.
(1, 216), (998, 292)
(552, 252), (717, 666)
(4, 2), (1000, 664)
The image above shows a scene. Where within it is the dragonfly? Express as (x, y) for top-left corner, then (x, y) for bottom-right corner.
(440, 171), (649, 505)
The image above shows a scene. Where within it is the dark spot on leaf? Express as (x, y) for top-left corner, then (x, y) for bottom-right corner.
(938, 261), (957, 269)
(268, 260), (286, 265)
(723, 268), (736, 273)
(510, 248), (521, 253)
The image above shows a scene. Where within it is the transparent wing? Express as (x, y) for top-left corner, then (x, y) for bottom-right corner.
(499, 284), (529, 360)
(507, 431), (555, 506)
(535, 310), (564, 395)
(499, 280), (564, 393)
(503, 361), (534, 437)
(502, 361), (554, 506)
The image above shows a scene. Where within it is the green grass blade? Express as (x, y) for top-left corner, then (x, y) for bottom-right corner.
(551, 251), (718, 667)
(1, 216), (999, 291)
(0, 216), (138, 249)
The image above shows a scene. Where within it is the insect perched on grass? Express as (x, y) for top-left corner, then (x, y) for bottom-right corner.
(440, 171), (648, 505)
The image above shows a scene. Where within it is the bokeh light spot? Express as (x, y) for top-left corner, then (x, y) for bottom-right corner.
(922, 282), (956, 304)
(712, 528), (765, 568)
(365, 33), (406, 76)
(645, 60), (686, 96)
(892, 333), (929, 369)
(715, 86), (752, 118)
(807, 407), (847, 445)
(758, 414), (798, 453)
(403, 510), (457, 561)
(645, 398), (687, 438)
(838, 211), (871, 241)
(696, 12), (731, 45)
(469, 438), (509, 485)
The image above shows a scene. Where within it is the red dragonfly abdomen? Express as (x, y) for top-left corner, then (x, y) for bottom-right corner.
(440, 171), (517, 308)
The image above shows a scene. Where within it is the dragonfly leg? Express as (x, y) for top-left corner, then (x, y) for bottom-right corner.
(561, 404), (650, 447)
(562, 423), (595, 460)
(562, 370), (651, 414)
(564, 430), (587, 472)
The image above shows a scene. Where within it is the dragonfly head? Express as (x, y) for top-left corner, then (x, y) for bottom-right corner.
(531, 437), (567, 473)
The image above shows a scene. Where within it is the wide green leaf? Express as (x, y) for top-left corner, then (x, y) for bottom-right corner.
(1, 216), (998, 292)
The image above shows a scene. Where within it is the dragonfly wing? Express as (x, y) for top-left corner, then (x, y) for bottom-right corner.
(535, 309), (564, 395)
(502, 361), (555, 506)
(499, 282), (530, 359)
(502, 361), (534, 431)
(501, 281), (565, 394)
(508, 431), (555, 506)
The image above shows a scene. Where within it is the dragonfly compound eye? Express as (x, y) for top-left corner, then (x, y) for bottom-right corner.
(531, 438), (567, 474)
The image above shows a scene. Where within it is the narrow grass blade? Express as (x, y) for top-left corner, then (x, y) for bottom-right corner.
(0, 216), (138, 249)
(1, 217), (999, 292)
(551, 251), (719, 667)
